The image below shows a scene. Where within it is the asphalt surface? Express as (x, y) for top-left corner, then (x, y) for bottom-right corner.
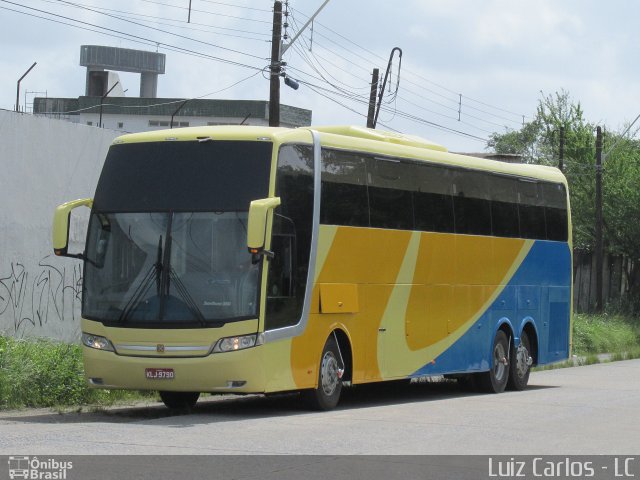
(1, 359), (639, 455)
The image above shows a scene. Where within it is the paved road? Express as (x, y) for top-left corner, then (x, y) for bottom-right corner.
(1, 359), (639, 455)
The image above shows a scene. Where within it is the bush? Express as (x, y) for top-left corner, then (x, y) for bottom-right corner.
(0, 336), (154, 410)
(572, 314), (640, 356)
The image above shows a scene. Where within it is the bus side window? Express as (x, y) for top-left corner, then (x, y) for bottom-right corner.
(268, 214), (295, 298)
(452, 170), (492, 236)
(542, 182), (568, 241)
(320, 149), (369, 227)
(413, 164), (455, 233)
(367, 157), (414, 230)
(266, 144), (314, 331)
(518, 180), (546, 240)
(489, 175), (520, 238)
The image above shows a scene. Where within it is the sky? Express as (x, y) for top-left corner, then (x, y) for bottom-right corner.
(0, 0), (638, 152)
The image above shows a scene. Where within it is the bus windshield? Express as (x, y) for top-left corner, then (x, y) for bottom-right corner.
(82, 140), (272, 327)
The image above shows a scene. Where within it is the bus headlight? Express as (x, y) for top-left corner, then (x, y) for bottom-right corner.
(81, 333), (115, 352)
(213, 333), (264, 353)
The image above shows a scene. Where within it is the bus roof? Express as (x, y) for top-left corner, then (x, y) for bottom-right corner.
(111, 125), (567, 186)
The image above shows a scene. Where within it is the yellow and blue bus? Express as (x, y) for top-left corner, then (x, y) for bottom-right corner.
(53, 125), (572, 410)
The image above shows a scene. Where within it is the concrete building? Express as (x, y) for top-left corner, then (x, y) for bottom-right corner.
(33, 45), (312, 132)
(33, 96), (312, 132)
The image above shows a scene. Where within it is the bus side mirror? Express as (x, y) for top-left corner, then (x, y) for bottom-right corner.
(247, 197), (281, 259)
(52, 198), (93, 258)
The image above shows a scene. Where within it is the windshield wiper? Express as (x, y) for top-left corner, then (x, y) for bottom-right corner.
(117, 262), (158, 323)
(118, 235), (163, 323)
(169, 267), (206, 326)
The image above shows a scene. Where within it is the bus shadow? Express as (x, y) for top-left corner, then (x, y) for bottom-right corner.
(0, 380), (559, 425)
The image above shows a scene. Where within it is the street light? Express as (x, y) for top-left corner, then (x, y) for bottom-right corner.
(16, 62), (37, 112)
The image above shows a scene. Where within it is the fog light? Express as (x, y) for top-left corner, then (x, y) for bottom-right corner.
(226, 381), (247, 388)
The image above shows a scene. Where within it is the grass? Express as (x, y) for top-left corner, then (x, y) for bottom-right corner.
(0, 336), (155, 410)
(1, 314), (639, 410)
(572, 313), (640, 356)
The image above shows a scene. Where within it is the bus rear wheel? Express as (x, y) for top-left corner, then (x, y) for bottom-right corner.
(507, 331), (532, 391)
(302, 336), (343, 410)
(159, 391), (200, 409)
(479, 330), (510, 393)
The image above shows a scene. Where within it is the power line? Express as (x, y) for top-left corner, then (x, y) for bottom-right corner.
(138, 0), (271, 24)
(297, 77), (487, 142)
(37, 0), (270, 38)
(0, 4), (159, 48)
(286, 17), (521, 133)
(291, 6), (528, 123)
(287, 25), (514, 136)
(36, 70), (262, 115)
(1, 1), (265, 71)
(197, 0), (272, 13)
(51, 0), (266, 60)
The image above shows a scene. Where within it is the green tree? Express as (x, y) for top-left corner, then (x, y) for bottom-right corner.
(601, 135), (640, 312)
(488, 90), (596, 249)
(488, 90), (640, 313)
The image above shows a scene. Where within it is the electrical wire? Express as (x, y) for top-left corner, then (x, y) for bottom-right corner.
(36, 0), (270, 38)
(291, 6), (528, 123)
(51, 0), (266, 60)
(297, 77), (487, 142)
(0, 4), (160, 48)
(197, 0), (272, 13)
(285, 25), (520, 132)
(138, 0), (271, 24)
(0, 1), (264, 72)
(35, 70), (262, 115)
(286, 29), (502, 137)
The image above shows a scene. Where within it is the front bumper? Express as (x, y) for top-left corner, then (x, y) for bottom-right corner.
(82, 344), (266, 393)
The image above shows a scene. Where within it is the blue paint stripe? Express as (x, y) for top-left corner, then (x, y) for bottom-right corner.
(411, 240), (572, 377)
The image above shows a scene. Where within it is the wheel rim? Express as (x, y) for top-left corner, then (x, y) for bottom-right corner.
(493, 342), (507, 381)
(515, 342), (530, 378)
(320, 351), (340, 396)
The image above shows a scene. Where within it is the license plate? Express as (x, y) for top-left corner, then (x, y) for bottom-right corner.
(145, 368), (175, 380)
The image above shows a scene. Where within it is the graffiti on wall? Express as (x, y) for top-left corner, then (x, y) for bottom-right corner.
(0, 256), (82, 336)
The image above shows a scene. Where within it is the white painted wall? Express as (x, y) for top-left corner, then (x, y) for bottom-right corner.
(0, 109), (118, 341)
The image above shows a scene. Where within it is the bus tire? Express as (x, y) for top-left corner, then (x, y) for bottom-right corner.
(507, 331), (532, 391)
(302, 337), (343, 410)
(479, 330), (510, 393)
(159, 391), (200, 409)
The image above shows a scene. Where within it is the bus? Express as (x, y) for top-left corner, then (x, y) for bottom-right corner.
(52, 125), (572, 410)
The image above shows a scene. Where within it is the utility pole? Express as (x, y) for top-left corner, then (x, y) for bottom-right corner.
(269, 0), (331, 126)
(269, 1), (283, 127)
(366, 68), (379, 128)
(372, 47), (402, 129)
(595, 126), (603, 313)
(559, 126), (565, 172)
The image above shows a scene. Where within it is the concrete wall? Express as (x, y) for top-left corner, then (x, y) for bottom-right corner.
(0, 109), (118, 341)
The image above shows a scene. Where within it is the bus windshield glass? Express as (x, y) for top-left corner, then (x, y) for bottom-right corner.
(83, 140), (272, 327)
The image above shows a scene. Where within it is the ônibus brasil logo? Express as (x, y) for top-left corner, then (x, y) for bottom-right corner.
(8, 456), (73, 480)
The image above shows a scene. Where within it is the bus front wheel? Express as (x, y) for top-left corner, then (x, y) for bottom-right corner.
(302, 336), (343, 410)
(159, 391), (200, 409)
(479, 330), (510, 393)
